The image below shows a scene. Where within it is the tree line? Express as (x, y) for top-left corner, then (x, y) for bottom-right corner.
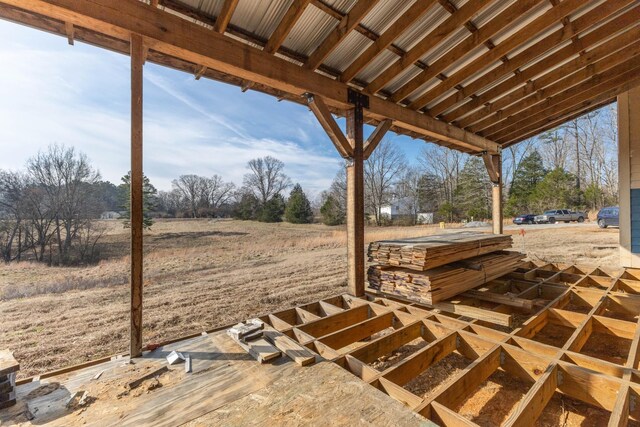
(0, 105), (618, 264)
(319, 105), (618, 225)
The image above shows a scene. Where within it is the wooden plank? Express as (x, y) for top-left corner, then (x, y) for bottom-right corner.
(347, 105), (365, 296)
(213, 0), (238, 34)
(0, 350), (19, 376)
(318, 312), (394, 350)
(381, 332), (457, 386)
(461, 289), (533, 310)
(434, 301), (512, 327)
(305, 0), (379, 70)
(233, 336), (282, 363)
(130, 32), (144, 359)
(363, 118), (391, 160)
(263, 0), (310, 54)
(339, 0), (437, 83)
(306, 94), (352, 158)
(295, 307), (321, 324)
(297, 305), (371, 338)
(431, 401), (478, 427)
(263, 325), (316, 366)
(377, 377), (422, 408)
(504, 365), (558, 426)
(347, 321), (423, 364)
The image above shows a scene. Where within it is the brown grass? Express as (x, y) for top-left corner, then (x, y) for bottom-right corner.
(0, 219), (619, 378)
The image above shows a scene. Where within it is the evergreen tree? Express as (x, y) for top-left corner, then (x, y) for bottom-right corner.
(454, 157), (491, 220)
(233, 191), (260, 220)
(119, 171), (157, 229)
(320, 194), (345, 225)
(507, 150), (547, 214)
(259, 194), (285, 222)
(530, 167), (581, 212)
(285, 184), (313, 224)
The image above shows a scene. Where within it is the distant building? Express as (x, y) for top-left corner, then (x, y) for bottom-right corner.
(417, 212), (434, 224)
(100, 211), (122, 220)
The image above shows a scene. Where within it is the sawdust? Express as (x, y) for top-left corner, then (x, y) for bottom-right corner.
(369, 338), (428, 371)
(455, 368), (529, 426)
(581, 332), (631, 365)
(403, 352), (471, 400)
(537, 393), (618, 426)
(532, 323), (574, 347)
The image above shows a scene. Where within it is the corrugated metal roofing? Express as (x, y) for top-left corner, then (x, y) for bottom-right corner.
(24, 0), (624, 148)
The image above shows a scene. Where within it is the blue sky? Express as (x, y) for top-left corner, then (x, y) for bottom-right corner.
(0, 19), (425, 198)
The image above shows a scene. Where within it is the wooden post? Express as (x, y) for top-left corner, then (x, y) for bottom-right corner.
(346, 89), (367, 297)
(483, 152), (503, 235)
(619, 86), (640, 268)
(130, 33), (144, 358)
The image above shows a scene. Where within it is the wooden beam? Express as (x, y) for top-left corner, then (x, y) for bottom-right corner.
(491, 62), (640, 143)
(306, 94), (352, 158)
(471, 9), (640, 134)
(213, 0), (238, 34)
(504, 365), (558, 426)
(387, 0), (542, 103)
(456, 19), (640, 130)
(435, 0), (637, 121)
(339, 0), (436, 83)
(366, 0), (490, 95)
(264, 0), (311, 54)
(363, 118), (391, 159)
(346, 96), (366, 297)
(64, 20), (73, 44)
(4, 0), (498, 153)
(130, 32), (144, 359)
(408, 0), (588, 111)
(194, 65), (207, 80)
(305, 0), (379, 70)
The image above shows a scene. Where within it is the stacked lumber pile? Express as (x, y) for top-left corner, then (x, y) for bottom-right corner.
(0, 349), (18, 409)
(368, 232), (512, 271)
(367, 233), (524, 305)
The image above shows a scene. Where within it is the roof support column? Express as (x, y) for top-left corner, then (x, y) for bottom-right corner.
(346, 90), (368, 297)
(130, 33), (144, 358)
(483, 152), (503, 235)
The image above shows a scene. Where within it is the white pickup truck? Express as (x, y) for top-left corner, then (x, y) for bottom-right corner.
(534, 209), (586, 224)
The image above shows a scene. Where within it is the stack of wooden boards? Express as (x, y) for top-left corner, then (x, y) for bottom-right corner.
(0, 350), (18, 409)
(367, 232), (524, 305)
(368, 232), (512, 270)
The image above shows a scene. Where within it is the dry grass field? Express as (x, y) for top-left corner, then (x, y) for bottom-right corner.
(0, 219), (619, 378)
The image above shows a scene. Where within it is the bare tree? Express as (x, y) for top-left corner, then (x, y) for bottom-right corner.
(420, 145), (464, 207)
(243, 156), (291, 204)
(27, 144), (101, 264)
(202, 174), (235, 210)
(365, 139), (406, 225)
(172, 174), (206, 218)
(0, 170), (28, 262)
(503, 139), (533, 195)
(395, 167), (423, 224)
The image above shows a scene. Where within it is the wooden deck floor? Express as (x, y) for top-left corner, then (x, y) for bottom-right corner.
(0, 328), (430, 426)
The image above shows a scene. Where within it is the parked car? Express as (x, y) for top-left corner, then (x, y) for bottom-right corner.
(597, 206), (619, 228)
(534, 209), (586, 224)
(513, 214), (536, 225)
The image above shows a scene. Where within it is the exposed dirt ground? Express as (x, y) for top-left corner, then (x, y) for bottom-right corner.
(0, 219), (619, 379)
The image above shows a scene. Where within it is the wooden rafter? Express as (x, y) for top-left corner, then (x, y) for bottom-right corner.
(448, 15), (640, 128)
(305, 0), (379, 70)
(1, 0), (498, 153)
(213, 0), (238, 34)
(487, 58), (640, 142)
(263, 0), (310, 54)
(429, 0), (637, 120)
(64, 20), (73, 44)
(363, 119), (391, 160)
(339, 0), (437, 83)
(386, 0), (543, 103)
(366, 0), (490, 95)
(495, 68), (640, 144)
(475, 33), (640, 136)
(408, 0), (588, 112)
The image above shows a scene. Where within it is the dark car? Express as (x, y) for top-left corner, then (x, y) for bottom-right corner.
(513, 214), (536, 225)
(597, 206), (619, 228)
